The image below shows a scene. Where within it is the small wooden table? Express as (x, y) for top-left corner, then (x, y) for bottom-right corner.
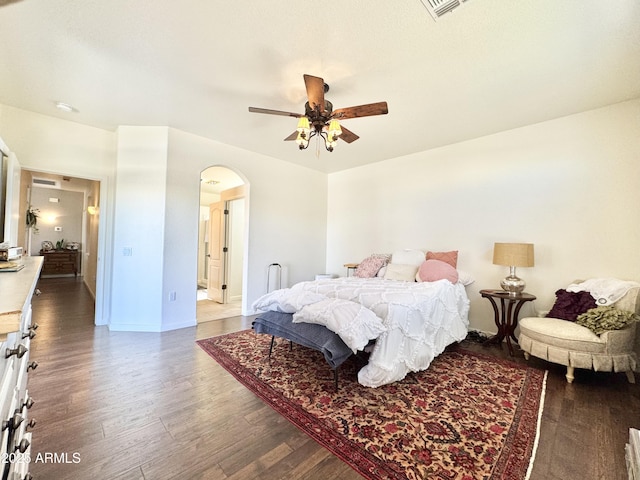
(480, 289), (536, 356)
(343, 263), (359, 277)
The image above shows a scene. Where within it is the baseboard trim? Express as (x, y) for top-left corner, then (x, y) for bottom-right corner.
(108, 318), (196, 332)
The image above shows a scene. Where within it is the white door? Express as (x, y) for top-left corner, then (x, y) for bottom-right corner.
(226, 198), (244, 302)
(207, 201), (227, 303)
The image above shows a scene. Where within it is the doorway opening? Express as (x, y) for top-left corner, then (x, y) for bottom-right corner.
(197, 166), (246, 323)
(19, 168), (103, 318)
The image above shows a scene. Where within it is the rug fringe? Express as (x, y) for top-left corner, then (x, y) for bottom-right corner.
(525, 369), (548, 480)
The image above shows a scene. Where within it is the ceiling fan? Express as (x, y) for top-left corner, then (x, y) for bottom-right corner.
(248, 74), (388, 152)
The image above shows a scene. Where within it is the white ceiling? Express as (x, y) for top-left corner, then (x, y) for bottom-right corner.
(201, 166), (244, 195)
(1, 0), (638, 174)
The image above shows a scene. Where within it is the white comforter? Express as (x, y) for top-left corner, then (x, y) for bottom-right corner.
(252, 277), (470, 387)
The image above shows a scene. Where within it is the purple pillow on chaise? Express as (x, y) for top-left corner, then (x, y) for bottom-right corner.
(546, 289), (596, 321)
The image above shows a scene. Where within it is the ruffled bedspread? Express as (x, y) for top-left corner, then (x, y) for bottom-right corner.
(252, 277), (470, 387)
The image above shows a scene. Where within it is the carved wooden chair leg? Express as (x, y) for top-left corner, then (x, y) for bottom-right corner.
(566, 366), (575, 384)
(626, 370), (636, 384)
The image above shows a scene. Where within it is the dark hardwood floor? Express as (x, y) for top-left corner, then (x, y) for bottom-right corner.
(26, 277), (639, 479)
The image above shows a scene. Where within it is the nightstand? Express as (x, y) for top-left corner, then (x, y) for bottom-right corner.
(480, 289), (536, 356)
(343, 263), (359, 277)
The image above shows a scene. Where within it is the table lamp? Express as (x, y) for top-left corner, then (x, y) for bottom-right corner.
(492, 243), (534, 295)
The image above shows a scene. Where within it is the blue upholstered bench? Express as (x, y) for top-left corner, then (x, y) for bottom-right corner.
(252, 310), (354, 390)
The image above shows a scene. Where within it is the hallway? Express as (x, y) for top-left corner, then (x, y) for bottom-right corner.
(196, 290), (242, 323)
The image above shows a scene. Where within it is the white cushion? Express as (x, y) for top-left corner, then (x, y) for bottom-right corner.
(457, 270), (475, 286)
(390, 249), (425, 267)
(520, 316), (605, 354)
(383, 263), (418, 281)
(520, 317), (602, 343)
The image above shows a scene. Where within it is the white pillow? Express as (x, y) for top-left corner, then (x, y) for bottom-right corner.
(384, 263), (418, 281)
(457, 270), (475, 286)
(390, 249), (425, 267)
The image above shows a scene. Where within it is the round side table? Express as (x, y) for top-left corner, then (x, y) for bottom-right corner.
(480, 289), (536, 356)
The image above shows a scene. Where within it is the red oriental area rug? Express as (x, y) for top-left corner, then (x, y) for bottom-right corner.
(196, 330), (546, 480)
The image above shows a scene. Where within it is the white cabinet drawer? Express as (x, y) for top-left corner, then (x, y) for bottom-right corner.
(0, 332), (20, 423)
(19, 304), (32, 335)
(6, 431), (32, 480)
(2, 387), (33, 478)
(0, 258), (42, 480)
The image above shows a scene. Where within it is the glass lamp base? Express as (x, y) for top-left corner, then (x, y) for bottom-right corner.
(500, 275), (525, 296)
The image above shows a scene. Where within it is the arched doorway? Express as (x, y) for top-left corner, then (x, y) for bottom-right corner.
(197, 166), (246, 323)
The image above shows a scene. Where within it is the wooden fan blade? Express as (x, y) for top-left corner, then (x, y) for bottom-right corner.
(303, 74), (325, 111)
(332, 101), (388, 120)
(249, 107), (302, 118)
(338, 125), (359, 144)
(284, 131), (298, 141)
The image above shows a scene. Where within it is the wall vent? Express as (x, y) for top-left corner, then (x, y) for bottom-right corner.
(420, 0), (468, 21)
(32, 177), (61, 189)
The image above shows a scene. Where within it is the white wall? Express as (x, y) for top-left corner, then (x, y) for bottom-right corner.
(0, 106), (329, 332)
(5, 100), (636, 337)
(166, 129), (328, 319)
(110, 126), (169, 331)
(29, 187), (83, 255)
(327, 99), (640, 334)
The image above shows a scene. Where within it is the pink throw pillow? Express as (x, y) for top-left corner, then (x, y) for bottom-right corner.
(426, 250), (458, 268)
(418, 259), (459, 283)
(355, 255), (388, 278)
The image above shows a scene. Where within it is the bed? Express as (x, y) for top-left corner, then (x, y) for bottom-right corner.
(252, 250), (471, 388)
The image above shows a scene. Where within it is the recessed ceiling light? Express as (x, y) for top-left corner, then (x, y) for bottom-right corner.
(55, 102), (75, 113)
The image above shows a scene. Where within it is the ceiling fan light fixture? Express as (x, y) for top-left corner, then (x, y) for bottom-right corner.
(328, 119), (342, 138)
(296, 116), (310, 135)
(325, 136), (337, 152)
(248, 73), (388, 154)
(296, 131), (309, 149)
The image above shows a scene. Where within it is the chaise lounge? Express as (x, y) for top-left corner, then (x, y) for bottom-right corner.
(518, 282), (639, 384)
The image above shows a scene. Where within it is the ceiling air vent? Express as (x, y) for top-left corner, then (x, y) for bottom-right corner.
(420, 0), (467, 21)
(32, 177), (61, 189)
